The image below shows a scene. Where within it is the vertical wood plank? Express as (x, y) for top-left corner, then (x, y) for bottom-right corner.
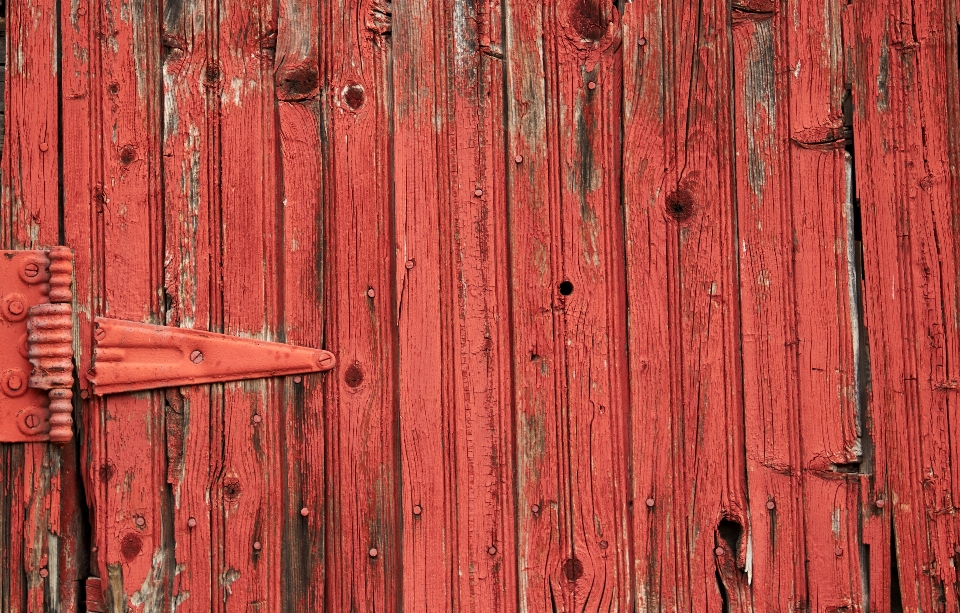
(276, 0), (325, 609)
(215, 0), (283, 609)
(161, 0), (216, 609)
(507, 0), (631, 610)
(444, 0), (519, 610)
(850, 0), (960, 608)
(0, 1), (61, 610)
(623, 1), (750, 610)
(82, 0), (170, 609)
(392, 0), (452, 604)
(322, 0), (400, 609)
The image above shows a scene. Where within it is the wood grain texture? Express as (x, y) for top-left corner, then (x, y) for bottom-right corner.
(849, 0), (960, 609)
(161, 0), (216, 610)
(0, 2), (62, 611)
(506, 0), (631, 610)
(321, 0), (400, 609)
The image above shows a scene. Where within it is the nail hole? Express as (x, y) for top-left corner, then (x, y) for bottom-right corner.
(558, 280), (574, 296)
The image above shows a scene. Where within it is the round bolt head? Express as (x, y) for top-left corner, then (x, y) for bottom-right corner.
(487, 546), (497, 556)
(8, 301), (24, 315)
(766, 500), (776, 510)
(190, 350), (204, 364)
(300, 507), (310, 517)
(413, 505), (423, 515)
(599, 540), (609, 550)
(645, 498), (655, 508)
(405, 260), (415, 270)
(40, 142), (49, 152)
(294, 376), (303, 384)
(367, 288), (376, 298)
(715, 547), (724, 557)
(94, 326), (106, 341)
(515, 155), (523, 164)
(253, 541), (262, 551)
(638, 36), (647, 46)
(835, 546), (843, 556)
(24, 414), (39, 428)
(187, 517), (197, 528)
(588, 81), (597, 90)
(369, 548), (378, 558)
(39, 568), (49, 578)
(7, 375), (22, 391)
(23, 262), (40, 277)
(531, 504), (540, 514)
(474, 188), (483, 197)
(135, 517), (146, 526)
(875, 499), (885, 508)
(252, 414), (262, 424)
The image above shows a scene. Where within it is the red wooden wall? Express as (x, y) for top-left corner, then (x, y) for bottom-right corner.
(1, 0), (959, 611)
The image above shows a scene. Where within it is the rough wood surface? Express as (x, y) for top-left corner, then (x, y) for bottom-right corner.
(1, 0), (958, 610)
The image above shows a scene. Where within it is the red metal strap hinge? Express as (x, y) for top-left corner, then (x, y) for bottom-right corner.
(1, 248), (336, 445)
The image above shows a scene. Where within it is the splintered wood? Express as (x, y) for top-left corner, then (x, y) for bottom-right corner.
(0, 0), (958, 610)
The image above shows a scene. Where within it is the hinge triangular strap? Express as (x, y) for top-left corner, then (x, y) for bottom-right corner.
(89, 318), (336, 395)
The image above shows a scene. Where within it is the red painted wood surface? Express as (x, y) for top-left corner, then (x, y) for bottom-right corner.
(1, 0), (959, 611)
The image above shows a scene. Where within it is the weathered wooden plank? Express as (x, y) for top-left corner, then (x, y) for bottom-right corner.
(321, 0), (400, 609)
(75, 1), (170, 609)
(730, 9), (808, 610)
(621, 4), (682, 610)
(623, 1), (750, 610)
(276, 0), (325, 609)
(507, 1), (631, 610)
(0, 2), (61, 609)
(214, 1), (283, 609)
(849, 0), (960, 609)
(392, 0), (454, 604)
(160, 0), (216, 610)
(445, 0), (518, 610)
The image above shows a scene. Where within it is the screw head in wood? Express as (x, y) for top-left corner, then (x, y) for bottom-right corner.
(187, 517), (197, 528)
(189, 350), (204, 364)
(253, 541), (262, 551)
(94, 326), (106, 341)
(318, 353), (335, 368)
(23, 262), (40, 278)
(599, 540), (609, 550)
(300, 507), (309, 517)
(368, 548), (378, 558)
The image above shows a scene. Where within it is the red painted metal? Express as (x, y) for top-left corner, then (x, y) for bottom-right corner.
(89, 317), (336, 394)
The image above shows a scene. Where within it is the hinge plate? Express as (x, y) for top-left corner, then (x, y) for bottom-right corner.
(0, 249), (75, 443)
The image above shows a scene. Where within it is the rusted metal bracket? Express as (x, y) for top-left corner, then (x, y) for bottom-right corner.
(1, 247), (336, 444)
(0, 248), (75, 444)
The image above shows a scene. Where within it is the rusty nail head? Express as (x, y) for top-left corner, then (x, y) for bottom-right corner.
(253, 414), (262, 424)
(405, 260), (415, 270)
(413, 504), (423, 515)
(369, 548), (378, 558)
(488, 546), (497, 556)
(638, 37), (647, 46)
(39, 568), (49, 578)
(23, 262), (40, 277)
(515, 155), (523, 163)
(190, 350), (204, 364)
(876, 499), (885, 508)
(588, 81), (597, 90)
(531, 504), (540, 513)
(835, 546), (843, 556)
(8, 300), (24, 315)
(715, 547), (724, 556)
(367, 288), (375, 298)
(7, 375), (22, 391)
(766, 500), (776, 510)
(253, 541), (262, 551)
(645, 498), (655, 508)
(40, 142), (49, 152)
(300, 507), (309, 517)
(187, 517), (197, 528)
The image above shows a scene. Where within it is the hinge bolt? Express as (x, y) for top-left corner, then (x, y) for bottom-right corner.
(190, 350), (204, 364)
(8, 300), (24, 315)
(7, 375), (23, 391)
(24, 414), (40, 429)
(23, 263), (40, 278)
(318, 354), (335, 368)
